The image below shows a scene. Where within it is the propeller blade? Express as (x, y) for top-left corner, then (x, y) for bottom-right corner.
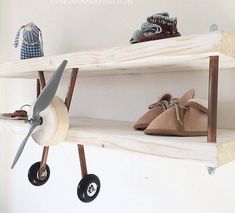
(11, 123), (38, 169)
(33, 60), (68, 119)
(11, 60), (68, 169)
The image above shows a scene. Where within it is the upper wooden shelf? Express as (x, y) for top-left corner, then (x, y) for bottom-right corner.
(1, 31), (235, 79)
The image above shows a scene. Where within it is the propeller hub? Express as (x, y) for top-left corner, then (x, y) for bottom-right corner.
(29, 117), (42, 125)
(29, 119), (34, 125)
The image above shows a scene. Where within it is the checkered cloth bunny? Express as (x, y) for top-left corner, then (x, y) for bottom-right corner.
(14, 22), (44, 59)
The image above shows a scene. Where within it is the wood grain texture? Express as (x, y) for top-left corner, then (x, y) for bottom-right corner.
(2, 117), (235, 167)
(1, 32), (235, 79)
(65, 117), (235, 168)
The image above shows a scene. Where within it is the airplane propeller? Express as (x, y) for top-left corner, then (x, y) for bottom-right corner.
(11, 60), (68, 169)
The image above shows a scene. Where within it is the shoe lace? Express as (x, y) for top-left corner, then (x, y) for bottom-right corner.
(168, 98), (189, 126)
(148, 100), (170, 111)
(149, 98), (188, 126)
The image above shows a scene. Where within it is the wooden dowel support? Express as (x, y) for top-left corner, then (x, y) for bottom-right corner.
(78, 145), (88, 177)
(64, 68), (87, 177)
(39, 146), (49, 179)
(37, 71), (50, 179)
(38, 71), (46, 89)
(207, 56), (219, 143)
(37, 79), (40, 97)
(65, 68), (79, 110)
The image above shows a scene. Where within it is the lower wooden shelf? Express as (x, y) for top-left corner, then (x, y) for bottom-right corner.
(1, 117), (235, 168)
(66, 118), (235, 168)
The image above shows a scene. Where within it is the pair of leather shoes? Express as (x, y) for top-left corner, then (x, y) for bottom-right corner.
(134, 89), (208, 136)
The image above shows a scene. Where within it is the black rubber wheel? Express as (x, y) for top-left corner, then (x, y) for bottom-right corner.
(77, 174), (101, 203)
(28, 162), (50, 186)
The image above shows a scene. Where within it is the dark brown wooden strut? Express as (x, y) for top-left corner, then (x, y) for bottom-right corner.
(37, 79), (40, 97)
(64, 68), (88, 177)
(38, 71), (49, 179)
(78, 145), (88, 177)
(207, 56), (219, 143)
(38, 71), (46, 88)
(65, 68), (78, 109)
(39, 147), (49, 179)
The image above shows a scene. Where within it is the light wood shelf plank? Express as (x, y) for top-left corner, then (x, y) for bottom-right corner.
(2, 117), (235, 167)
(1, 32), (235, 79)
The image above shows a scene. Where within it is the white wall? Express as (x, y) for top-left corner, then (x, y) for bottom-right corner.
(1, 0), (235, 213)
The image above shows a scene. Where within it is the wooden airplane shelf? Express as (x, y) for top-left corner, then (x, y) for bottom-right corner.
(0, 31), (235, 79)
(1, 117), (235, 168)
(1, 31), (235, 170)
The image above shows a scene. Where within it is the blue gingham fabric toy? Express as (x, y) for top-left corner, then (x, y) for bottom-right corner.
(14, 22), (44, 59)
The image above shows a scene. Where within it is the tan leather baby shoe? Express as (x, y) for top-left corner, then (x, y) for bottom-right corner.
(144, 98), (208, 136)
(134, 89), (195, 130)
(133, 93), (172, 130)
(133, 89), (195, 130)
